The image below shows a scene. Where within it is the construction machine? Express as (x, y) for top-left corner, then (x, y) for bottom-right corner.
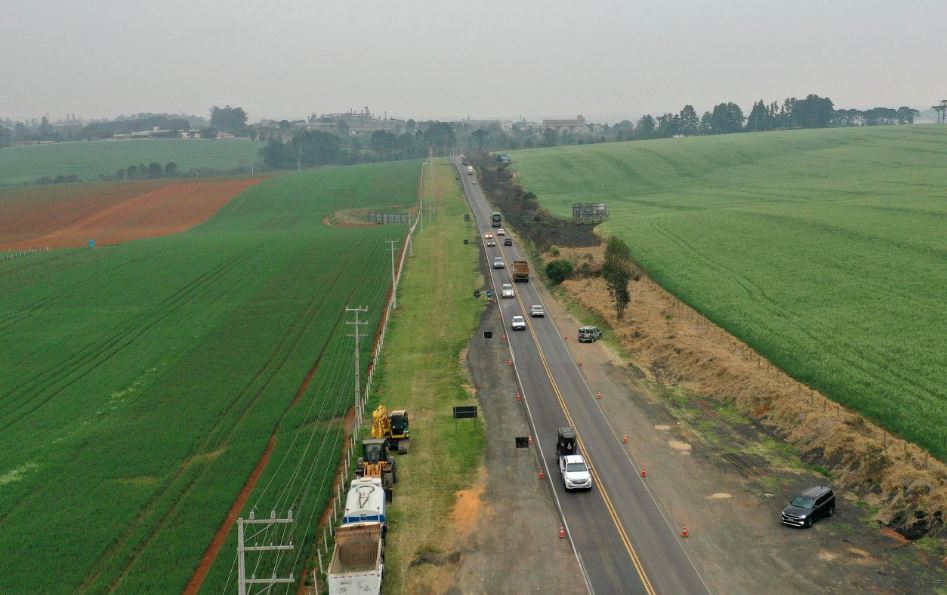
(370, 404), (410, 454)
(356, 438), (396, 492)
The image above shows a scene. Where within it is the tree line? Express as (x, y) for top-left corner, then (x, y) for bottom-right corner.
(259, 122), (458, 169)
(617, 95), (920, 142)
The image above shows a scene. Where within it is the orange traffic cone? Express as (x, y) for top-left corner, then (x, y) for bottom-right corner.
(681, 525), (688, 538)
(640, 465), (647, 477)
(538, 469), (545, 480)
(527, 435), (533, 445)
(623, 434), (629, 444)
(515, 392), (521, 401)
(507, 359), (513, 366)
(559, 526), (566, 539)
(595, 391), (602, 400)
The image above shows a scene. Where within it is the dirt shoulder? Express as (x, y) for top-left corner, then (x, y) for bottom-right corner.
(446, 298), (586, 594)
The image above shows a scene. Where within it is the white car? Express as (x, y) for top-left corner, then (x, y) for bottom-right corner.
(510, 315), (526, 330)
(501, 283), (514, 298)
(493, 256), (505, 269)
(559, 454), (592, 491)
(496, 228), (506, 236)
(529, 304), (545, 317)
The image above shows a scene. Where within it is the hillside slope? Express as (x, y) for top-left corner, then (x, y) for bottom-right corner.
(511, 126), (947, 460)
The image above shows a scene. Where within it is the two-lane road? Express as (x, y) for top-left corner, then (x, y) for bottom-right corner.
(454, 159), (710, 595)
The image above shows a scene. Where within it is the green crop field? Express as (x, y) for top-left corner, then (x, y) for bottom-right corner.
(0, 159), (420, 592)
(0, 138), (264, 186)
(510, 125), (947, 460)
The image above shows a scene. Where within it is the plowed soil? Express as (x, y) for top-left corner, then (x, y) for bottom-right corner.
(0, 178), (261, 250)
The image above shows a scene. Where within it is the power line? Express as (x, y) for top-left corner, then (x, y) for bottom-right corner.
(345, 306), (368, 436)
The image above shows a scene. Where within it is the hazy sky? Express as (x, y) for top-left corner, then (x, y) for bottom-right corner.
(2, 0), (944, 123)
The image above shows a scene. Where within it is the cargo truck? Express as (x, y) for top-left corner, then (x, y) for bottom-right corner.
(466, 165), (475, 175)
(491, 212), (502, 227)
(512, 260), (530, 282)
(328, 522), (384, 595)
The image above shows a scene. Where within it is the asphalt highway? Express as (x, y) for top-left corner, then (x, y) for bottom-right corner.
(453, 159), (711, 595)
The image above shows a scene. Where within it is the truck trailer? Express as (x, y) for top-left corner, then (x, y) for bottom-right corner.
(328, 522), (384, 595)
(512, 260), (530, 282)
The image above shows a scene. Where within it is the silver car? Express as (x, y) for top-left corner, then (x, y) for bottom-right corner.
(501, 283), (514, 298)
(493, 256), (505, 269)
(529, 304), (545, 317)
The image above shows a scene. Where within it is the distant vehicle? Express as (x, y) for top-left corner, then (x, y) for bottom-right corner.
(501, 283), (514, 298)
(511, 315), (526, 330)
(577, 326), (602, 343)
(781, 486), (835, 528)
(466, 165), (475, 175)
(503, 237), (512, 246)
(472, 180), (477, 185)
(491, 212), (502, 228)
(483, 232), (494, 239)
(493, 256), (505, 269)
(530, 304), (545, 317)
(496, 228), (506, 236)
(486, 238), (496, 247)
(556, 427), (591, 491)
(512, 260), (530, 282)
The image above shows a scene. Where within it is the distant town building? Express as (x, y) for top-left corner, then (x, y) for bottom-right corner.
(542, 115), (590, 135)
(305, 106), (405, 136)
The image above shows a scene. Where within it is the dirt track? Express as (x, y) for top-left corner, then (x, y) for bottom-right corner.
(0, 178), (261, 250)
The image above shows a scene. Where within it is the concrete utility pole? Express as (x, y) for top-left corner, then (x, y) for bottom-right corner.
(428, 147), (435, 222)
(346, 306), (368, 433)
(386, 240), (399, 310)
(419, 160), (424, 232)
(236, 509), (295, 595)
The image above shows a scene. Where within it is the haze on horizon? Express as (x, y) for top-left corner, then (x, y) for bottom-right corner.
(2, 0), (944, 123)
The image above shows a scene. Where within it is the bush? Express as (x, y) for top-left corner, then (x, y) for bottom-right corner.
(545, 259), (574, 285)
(548, 245), (560, 257)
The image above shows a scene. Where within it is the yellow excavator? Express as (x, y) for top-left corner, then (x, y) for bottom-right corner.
(355, 405), (410, 494)
(370, 404), (410, 454)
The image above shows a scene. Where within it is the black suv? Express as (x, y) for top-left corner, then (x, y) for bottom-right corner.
(781, 486), (835, 528)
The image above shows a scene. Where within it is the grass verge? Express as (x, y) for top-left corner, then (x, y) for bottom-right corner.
(367, 160), (485, 594)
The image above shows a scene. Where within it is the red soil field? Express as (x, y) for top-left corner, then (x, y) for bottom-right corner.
(0, 178), (261, 250)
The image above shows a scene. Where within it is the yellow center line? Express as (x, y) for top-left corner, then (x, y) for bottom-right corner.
(498, 245), (657, 595)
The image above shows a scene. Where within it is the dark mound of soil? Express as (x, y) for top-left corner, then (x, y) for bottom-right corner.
(475, 158), (600, 252)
